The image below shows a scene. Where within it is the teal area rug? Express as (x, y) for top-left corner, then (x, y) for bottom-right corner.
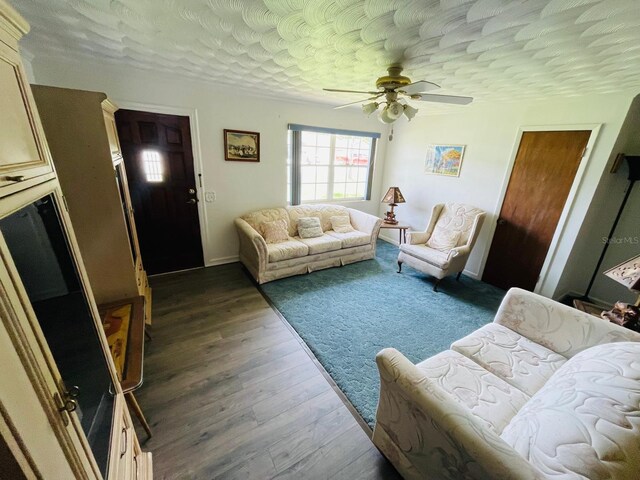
(261, 240), (506, 427)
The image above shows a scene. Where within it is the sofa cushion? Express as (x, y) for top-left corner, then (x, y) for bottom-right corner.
(267, 239), (309, 262)
(426, 226), (461, 252)
(242, 207), (290, 234)
(500, 342), (640, 480)
(433, 202), (484, 246)
(417, 350), (530, 435)
(287, 204), (349, 236)
(261, 219), (289, 244)
(399, 244), (450, 269)
(297, 234), (342, 255)
(298, 216), (323, 238)
(326, 229), (370, 248)
(452, 323), (567, 397)
(330, 215), (355, 234)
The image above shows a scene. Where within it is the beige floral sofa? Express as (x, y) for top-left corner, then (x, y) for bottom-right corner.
(374, 288), (640, 479)
(235, 204), (382, 284)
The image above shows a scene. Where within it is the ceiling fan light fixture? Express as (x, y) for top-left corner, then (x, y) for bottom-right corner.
(403, 104), (418, 121)
(362, 102), (378, 115)
(378, 105), (395, 124)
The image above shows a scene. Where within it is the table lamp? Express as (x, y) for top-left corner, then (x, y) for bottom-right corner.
(604, 254), (640, 306)
(381, 187), (405, 224)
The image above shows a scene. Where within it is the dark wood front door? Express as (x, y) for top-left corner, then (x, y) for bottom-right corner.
(115, 109), (203, 275)
(482, 130), (591, 291)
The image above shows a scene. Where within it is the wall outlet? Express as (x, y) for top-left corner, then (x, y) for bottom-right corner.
(205, 191), (216, 203)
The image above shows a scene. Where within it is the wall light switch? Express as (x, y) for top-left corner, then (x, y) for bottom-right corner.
(205, 191), (216, 203)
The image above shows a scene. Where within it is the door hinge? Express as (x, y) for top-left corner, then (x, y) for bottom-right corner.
(581, 146), (588, 158)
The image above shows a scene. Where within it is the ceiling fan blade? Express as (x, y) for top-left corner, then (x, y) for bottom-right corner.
(412, 93), (473, 105)
(324, 88), (381, 95)
(402, 80), (440, 95)
(334, 95), (383, 110)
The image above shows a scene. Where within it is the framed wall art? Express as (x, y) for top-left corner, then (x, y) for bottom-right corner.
(424, 144), (465, 177)
(224, 129), (260, 162)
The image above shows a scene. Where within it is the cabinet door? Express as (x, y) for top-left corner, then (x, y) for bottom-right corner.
(0, 38), (53, 193)
(0, 183), (116, 479)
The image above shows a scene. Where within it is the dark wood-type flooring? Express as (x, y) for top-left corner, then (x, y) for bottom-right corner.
(135, 264), (400, 479)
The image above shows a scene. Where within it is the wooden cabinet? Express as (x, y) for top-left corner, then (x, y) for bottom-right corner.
(0, 2), (152, 478)
(31, 85), (152, 325)
(109, 394), (152, 480)
(0, 0), (54, 196)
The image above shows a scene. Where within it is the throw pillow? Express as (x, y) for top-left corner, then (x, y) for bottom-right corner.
(330, 215), (355, 234)
(298, 217), (323, 238)
(426, 227), (460, 252)
(261, 219), (289, 244)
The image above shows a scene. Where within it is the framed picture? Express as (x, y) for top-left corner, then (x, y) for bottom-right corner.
(425, 144), (465, 177)
(224, 129), (260, 162)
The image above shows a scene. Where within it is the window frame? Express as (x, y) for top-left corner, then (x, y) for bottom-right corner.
(288, 125), (379, 205)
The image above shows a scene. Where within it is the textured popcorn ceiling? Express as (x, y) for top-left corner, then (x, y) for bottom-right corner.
(13, 0), (640, 107)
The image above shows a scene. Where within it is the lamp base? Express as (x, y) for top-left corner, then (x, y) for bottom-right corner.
(384, 204), (398, 224)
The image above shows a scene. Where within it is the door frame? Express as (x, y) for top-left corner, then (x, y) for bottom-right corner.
(113, 100), (209, 268)
(479, 124), (601, 294)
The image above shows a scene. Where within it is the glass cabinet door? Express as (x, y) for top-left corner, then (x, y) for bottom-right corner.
(0, 193), (114, 477)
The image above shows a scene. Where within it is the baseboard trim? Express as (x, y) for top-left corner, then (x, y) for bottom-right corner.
(206, 255), (239, 267)
(378, 233), (398, 246)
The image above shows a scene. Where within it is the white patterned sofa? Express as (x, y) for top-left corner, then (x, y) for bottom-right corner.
(374, 288), (640, 480)
(235, 204), (382, 284)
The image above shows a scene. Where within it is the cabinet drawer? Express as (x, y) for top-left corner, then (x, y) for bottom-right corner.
(0, 37), (53, 195)
(131, 433), (142, 480)
(117, 402), (134, 479)
(108, 394), (136, 480)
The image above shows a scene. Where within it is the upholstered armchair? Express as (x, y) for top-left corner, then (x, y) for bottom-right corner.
(397, 203), (485, 291)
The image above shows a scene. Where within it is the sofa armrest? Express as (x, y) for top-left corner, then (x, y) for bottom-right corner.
(348, 208), (382, 236)
(407, 231), (430, 245)
(494, 288), (640, 358)
(448, 245), (470, 259)
(235, 218), (267, 279)
(374, 348), (542, 480)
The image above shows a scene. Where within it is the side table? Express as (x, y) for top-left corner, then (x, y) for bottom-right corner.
(100, 295), (152, 438)
(379, 222), (410, 244)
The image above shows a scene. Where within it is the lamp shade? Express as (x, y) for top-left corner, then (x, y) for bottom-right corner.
(381, 187), (406, 204)
(362, 102), (378, 115)
(604, 255), (640, 292)
(403, 103), (418, 121)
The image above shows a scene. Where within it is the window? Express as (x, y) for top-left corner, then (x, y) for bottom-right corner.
(142, 149), (163, 182)
(288, 124), (379, 205)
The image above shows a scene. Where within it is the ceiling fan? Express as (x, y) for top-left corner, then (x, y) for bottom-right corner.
(324, 65), (473, 124)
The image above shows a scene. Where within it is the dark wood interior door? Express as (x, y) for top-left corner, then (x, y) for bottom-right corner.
(115, 109), (203, 275)
(483, 130), (591, 291)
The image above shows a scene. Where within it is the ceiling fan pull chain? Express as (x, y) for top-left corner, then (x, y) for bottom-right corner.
(389, 127), (394, 142)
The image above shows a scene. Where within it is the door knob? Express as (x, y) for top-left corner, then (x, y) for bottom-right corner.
(186, 198), (197, 204)
(497, 218), (506, 225)
(59, 398), (77, 413)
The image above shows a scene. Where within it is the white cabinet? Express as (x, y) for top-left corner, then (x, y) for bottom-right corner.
(0, 0), (53, 196)
(0, 2), (152, 478)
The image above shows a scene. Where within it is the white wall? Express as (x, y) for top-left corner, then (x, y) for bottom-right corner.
(379, 93), (636, 298)
(557, 95), (640, 304)
(31, 56), (389, 266)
